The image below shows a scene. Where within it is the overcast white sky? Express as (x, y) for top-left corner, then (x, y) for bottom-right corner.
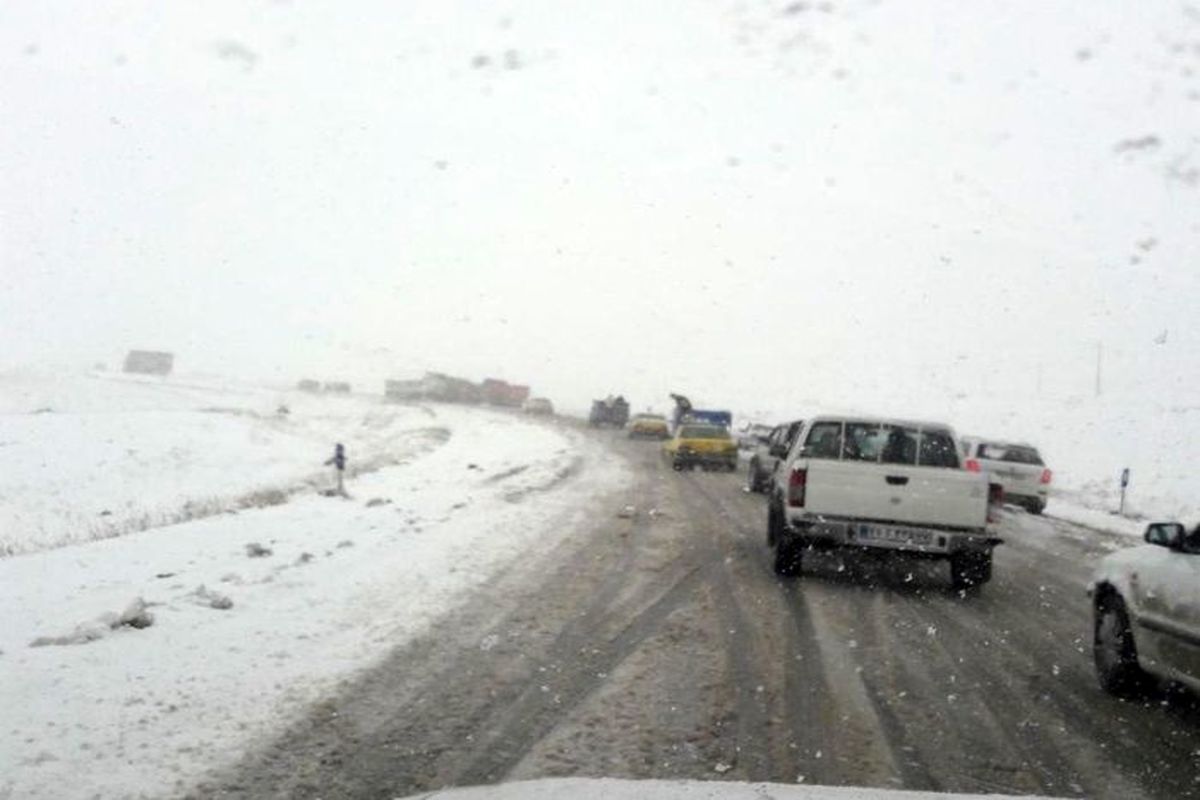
(2, 1), (1197, 415)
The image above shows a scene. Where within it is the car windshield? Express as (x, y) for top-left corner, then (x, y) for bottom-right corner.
(680, 425), (729, 439)
(5, 3), (1196, 799)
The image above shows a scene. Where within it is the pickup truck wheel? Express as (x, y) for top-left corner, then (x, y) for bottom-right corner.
(1029, 500), (1046, 515)
(773, 534), (803, 577)
(1094, 593), (1146, 696)
(949, 552), (992, 590)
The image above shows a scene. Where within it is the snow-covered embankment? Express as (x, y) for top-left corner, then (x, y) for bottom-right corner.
(0, 371), (631, 800)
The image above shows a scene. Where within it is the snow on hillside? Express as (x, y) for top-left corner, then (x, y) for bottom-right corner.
(0, 369), (450, 555)
(0, 371), (631, 800)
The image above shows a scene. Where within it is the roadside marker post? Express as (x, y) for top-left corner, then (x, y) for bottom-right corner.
(326, 443), (347, 496)
(1119, 468), (1130, 516)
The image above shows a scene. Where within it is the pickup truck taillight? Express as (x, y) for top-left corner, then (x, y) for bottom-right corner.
(788, 468), (807, 508)
(965, 459), (981, 472)
(1040, 468), (1053, 484)
(987, 482), (1004, 523)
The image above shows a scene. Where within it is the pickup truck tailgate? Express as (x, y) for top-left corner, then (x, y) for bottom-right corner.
(802, 460), (988, 530)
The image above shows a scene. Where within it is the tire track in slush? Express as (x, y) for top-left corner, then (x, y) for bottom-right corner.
(682, 472), (914, 788)
(444, 447), (726, 786)
(450, 563), (708, 785)
(907, 588), (1161, 798)
(672, 471), (774, 778)
(433, 463), (684, 787)
(685, 472), (930, 789)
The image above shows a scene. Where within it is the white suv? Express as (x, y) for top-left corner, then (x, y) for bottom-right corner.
(1089, 522), (1200, 696)
(960, 438), (1051, 515)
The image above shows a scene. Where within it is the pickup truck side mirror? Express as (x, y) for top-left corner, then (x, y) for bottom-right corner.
(1145, 522), (1185, 549)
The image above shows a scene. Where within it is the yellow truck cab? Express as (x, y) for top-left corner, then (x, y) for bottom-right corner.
(663, 424), (738, 471)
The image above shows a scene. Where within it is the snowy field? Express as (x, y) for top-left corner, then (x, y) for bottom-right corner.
(0, 370), (631, 800)
(0, 369), (457, 555)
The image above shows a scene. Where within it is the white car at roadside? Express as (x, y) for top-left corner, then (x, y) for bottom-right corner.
(960, 437), (1052, 514)
(1089, 521), (1200, 696)
(737, 422), (774, 451)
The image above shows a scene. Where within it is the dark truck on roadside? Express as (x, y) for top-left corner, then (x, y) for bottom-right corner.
(589, 396), (630, 428)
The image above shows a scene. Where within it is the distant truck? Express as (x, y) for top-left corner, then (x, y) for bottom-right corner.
(423, 372), (483, 403)
(123, 350), (174, 376)
(482, 379), (532, 408)
(667, 393), (730, 432)
(297, 379), (321, 392)
(589, 396), (630, 428)
(322, 381), (352, 394)
(766, 415), (1002, 590)
(384, 379), (425, 402)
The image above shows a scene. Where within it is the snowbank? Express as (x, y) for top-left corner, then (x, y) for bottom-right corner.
(398, 777), (1062, 799)
(1044, 499), (1151, 540)
(0, 372), (631, 800)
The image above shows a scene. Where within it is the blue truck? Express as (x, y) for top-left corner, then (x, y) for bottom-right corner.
(669, 393), (732, 432)
(681, 409), (733, 428)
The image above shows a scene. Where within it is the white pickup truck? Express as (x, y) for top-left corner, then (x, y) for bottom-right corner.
(766, 415), (1001, 590)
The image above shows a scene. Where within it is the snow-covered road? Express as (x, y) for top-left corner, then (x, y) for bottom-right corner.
(194, 436), (1200, 800)
(0, 373), (631, 800)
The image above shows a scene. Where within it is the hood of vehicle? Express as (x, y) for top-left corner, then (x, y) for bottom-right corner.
(396, 777), (1067, 799)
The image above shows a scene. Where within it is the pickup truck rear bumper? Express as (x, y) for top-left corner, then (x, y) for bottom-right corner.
(787, 517), (1001, 556)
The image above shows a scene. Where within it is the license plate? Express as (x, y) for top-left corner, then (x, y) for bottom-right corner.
(853, 524), (932, 547)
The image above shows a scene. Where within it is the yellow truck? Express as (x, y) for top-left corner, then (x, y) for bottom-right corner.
(628, 413), (670, 439)
(663, 424), (738, 471)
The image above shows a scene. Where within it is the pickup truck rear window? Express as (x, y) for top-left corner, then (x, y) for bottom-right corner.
(809, 422), (960, 468)
(979, 444), (1043, 465)
(919, 430), (961, 468)
(844, 422), (885, 461)
(881, 426), (918, 465)
(804, 421), (843, 459)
